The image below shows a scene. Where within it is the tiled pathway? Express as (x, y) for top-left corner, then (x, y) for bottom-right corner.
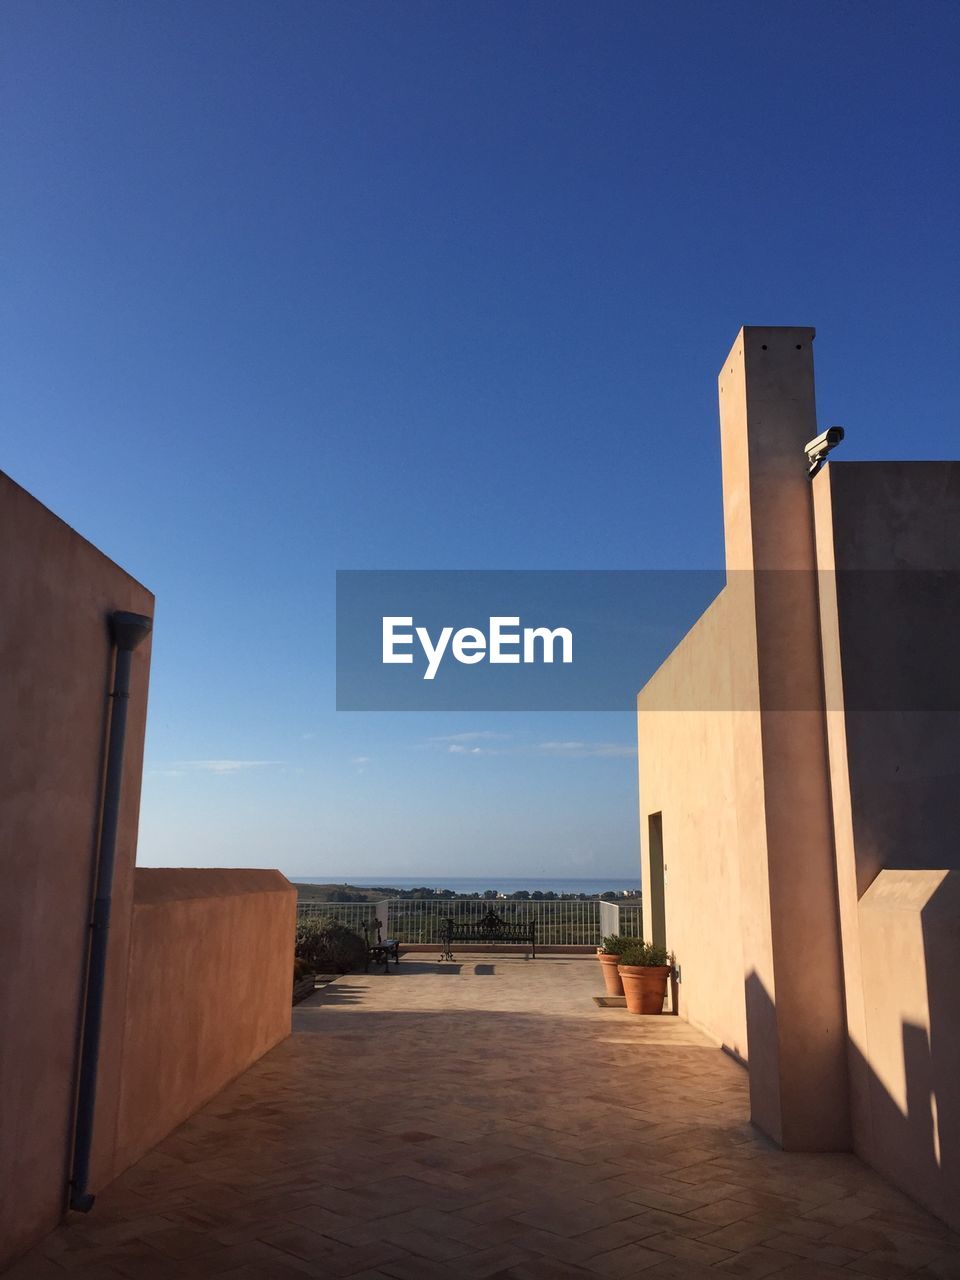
(10, 957), (960, 1279)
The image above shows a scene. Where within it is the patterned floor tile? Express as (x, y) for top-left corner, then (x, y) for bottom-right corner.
(7, 958), (960, 1278)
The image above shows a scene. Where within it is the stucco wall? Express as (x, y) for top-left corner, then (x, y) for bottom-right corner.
(636, 354), (960, 1216)
(637, 330), (849, 1150)
(105, 868), (296, 1181)
(637, 592), (748, 1058)
(815, 462), (960, 892)
(0, 473), (153, 1271)
(716, 329), (848, 1150)
(814, 460), (960, 1226)
(857, 871), (960, 1231)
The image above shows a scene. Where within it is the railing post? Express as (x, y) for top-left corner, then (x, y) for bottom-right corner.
(598, 899), (620, 943)
(376, 899), (391, 940)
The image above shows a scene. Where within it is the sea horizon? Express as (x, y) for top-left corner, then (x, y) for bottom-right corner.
(290, 874), (641, 895)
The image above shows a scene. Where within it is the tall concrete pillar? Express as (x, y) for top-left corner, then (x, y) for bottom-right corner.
(718, 327), (850, 1150)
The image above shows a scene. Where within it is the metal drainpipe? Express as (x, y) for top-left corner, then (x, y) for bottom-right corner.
(69, 610), (152, 1213)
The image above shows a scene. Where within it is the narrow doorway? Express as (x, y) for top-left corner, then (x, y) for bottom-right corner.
(647, 812), (666, 951)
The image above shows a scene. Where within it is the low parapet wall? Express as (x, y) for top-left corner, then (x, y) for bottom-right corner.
(857, 869), (960, 1231)
(96, 867), (296, 1185)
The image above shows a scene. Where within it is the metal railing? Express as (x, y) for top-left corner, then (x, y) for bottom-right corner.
(295, 901), (378, 931)
(295, 897), (643, 947)
(392, 898), (603, 946)
(617, 902), (643, 938)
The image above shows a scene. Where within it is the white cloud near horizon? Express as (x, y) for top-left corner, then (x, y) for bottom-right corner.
(428, 731), (513, 743)
(438, 739), (636, 760)
(163, 759), (284, 775)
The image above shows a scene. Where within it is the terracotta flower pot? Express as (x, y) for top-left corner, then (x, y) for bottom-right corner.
(618, 964), (670, 1014)
(597, 950), (624, 996)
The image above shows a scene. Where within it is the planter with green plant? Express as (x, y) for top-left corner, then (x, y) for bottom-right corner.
(617, 941), (672, 1014)
(597, 934), (638, 996)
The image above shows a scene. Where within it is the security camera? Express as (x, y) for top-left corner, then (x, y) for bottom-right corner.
(805, 426), (844, 477)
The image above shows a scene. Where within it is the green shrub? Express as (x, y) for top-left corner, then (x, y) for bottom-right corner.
(600, 934), (640, 955)
(618, 941), (670, 968)
(295, 920), (367, 973)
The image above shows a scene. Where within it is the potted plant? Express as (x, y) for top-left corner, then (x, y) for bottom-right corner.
(617, 941), (672, 1014)
(597, 934), (636, 996)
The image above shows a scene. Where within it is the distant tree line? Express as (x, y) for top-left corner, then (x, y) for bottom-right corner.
(312, 885), (640, 903)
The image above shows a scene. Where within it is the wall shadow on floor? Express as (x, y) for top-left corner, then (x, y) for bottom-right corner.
(376, 961), (463, 977)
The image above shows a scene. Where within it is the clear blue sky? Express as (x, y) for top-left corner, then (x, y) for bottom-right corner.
(3, 2), (958, 880)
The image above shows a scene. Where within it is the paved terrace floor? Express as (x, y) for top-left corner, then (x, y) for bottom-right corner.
(11, 957), (960, 1280)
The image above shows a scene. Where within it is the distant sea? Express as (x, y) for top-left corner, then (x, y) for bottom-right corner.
(291, 875), (640, 895)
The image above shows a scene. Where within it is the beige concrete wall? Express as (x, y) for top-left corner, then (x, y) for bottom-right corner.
(637, 592), (748, 1058)
(636, 345), (960, 1214)
(814, 460), (960, 1225)
(105, 869), (296, 1180)
(814, 462), (960, 892)
(0, 473), (153, 1270)
(857, 871), (960, 1231)
(717, 327), (848, 1150)
(637, 329), (848, 1149)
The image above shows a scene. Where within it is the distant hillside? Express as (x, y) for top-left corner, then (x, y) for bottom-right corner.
(294, 881), (640, 902)
(295, 882), (396, 902)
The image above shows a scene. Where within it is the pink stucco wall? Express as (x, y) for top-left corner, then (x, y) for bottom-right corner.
(0, 473), (298, 1272)
(0, 473), (153, 1270)
(102, 868), (296, 1181)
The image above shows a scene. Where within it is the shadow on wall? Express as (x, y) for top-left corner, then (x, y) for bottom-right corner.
(858, 872), (960, 1229)
(922, 876), (960, 1225)
(745, 874), (960, 1232)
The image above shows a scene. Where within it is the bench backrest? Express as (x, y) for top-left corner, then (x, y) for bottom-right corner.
(443, 911), (535, 939)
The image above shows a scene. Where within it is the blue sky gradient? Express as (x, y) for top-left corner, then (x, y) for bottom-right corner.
(2, 2), (958, 877)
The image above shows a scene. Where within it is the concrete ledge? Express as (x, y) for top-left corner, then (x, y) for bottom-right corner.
(293, 974), (317, 1004)
(135, 866), (292, 904)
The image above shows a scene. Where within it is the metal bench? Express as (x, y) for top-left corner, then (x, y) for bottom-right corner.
(362, 918), (400, 974)
(439, 910), (536, 962)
